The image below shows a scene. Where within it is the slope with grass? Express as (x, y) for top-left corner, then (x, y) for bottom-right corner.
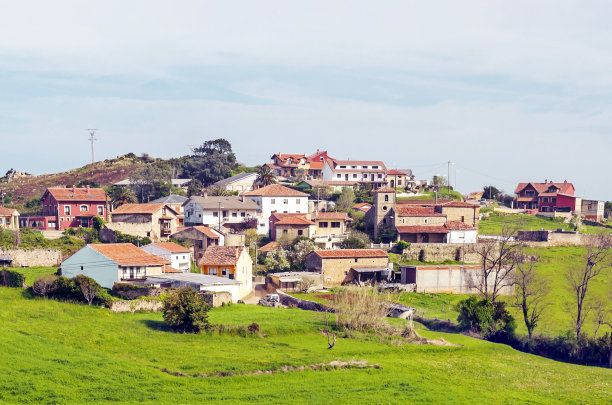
(479, 213), (611, 236)
(0, 287), (610, 403)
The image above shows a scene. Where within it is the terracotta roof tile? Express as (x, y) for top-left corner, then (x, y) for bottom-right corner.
(259, 241), (280, 252)
(445, 221), (476, 230)
(46, 187), (107, 202)
(440, 201), (480, 208)
(387, 169), (407, 175)
(89, 243), (170, 266)
(313, 212), (351, 221)
(173, 226), (220, 239)
(0, 207), (18, 216)
(395, 206), (445, 217)
(198, 246), (246, 266)
(243, 184), (309, 197)
(374, 187), (397, 193)
(270, 213), (313, 225)
(515, 182), (574, 195)
(150, 242), (190, 253)
(112, 203), (177, 215)
(311, 249), (388, 259)
(163, 266), (183, 274)
(396, 226), (449, 234)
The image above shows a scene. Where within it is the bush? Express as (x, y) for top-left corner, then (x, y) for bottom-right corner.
(52, 276), (81, 301)
(114, 231), (152, 246)
(32, 274), (58, 297)
(0, 269), (25, 287)
(395, 240), (410, 251)
(456, 296), (516, 341)
(162, 287), (211, 333)
(73, 274), (101, 305)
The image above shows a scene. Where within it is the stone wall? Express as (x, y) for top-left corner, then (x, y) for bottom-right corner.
(0, 248), (62, 267)
(276, 290), (333, 312)
(201, 291), (232, 307)
(109, 299), (163, 313)
(401, 243), (481, 264)
(224, 233), (245, 247)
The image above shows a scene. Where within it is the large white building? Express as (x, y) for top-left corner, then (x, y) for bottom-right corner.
(140, 241), (192, 272)
(322, 159), (388, 189)
(243, 184), (309, 235)
(183, 195), (259, 228)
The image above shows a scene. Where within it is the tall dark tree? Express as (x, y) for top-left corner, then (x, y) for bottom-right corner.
(186, 139), (237, 186)
(483, 185), (501, 200)
(193, 139), (233, 156)
(256, 165), (277, 186)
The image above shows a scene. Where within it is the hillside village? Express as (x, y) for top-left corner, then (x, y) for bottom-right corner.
(0, 140), (611, 402)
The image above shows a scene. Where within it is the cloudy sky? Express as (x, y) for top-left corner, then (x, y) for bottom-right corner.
(1, 1), (611, 199)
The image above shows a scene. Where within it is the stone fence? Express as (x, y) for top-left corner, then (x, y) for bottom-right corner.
(400, 243), (481, 264)
(276, 290), (334, 312)
(0, 248), (62, 267)
(109, 299), (163, 313)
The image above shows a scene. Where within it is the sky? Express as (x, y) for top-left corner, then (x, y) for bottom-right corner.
(1, 1), (611, 200)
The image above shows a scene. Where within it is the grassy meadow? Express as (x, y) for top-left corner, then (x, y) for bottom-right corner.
(0, 286), (611, 404)
(478, 214), (611, 236)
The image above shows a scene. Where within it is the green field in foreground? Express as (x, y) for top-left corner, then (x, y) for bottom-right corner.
(0, 287), (610, 404)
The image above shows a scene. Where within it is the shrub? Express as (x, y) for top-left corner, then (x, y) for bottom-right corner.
(0, 269), (25, 287)
(418, 249), (426, 262)
(32, 274), (58, 297)
(395, 240), (410, 251)
(248, 323), (260, 334)
(52, 276), (81, 301)
(73, 274), (101, 305)
(456, 296), (516, 340)
(330, 287), (390, 332)
(162, 287), (211, 333)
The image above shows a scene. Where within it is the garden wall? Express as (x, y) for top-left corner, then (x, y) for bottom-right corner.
(401, 243), (481, 264)
(0, 248), (62, 267)
(109, 299), (163, 313)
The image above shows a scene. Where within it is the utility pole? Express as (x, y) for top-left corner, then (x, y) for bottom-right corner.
(87, 129), (97, 164)
(447, 160), (451, 195)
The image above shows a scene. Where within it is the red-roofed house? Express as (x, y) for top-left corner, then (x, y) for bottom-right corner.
(269, 213), (314, 240)
(198, 245), (253, 298)
(312, 212), (352, 237)
(107, 203), (179, 241)
(305, 249), (391, 286)
(514, 181), (577, 213)
(140, 241), (192, 272)
(270, 153), (309, 178)
(386, 169), (415, 190)
(20, 186), (108, 231)
(244, 184), (309, 235)
(171, 226), (224, 261)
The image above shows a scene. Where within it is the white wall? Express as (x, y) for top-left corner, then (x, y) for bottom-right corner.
(200, 284), (242, 303)
(448, 229), (478, 244)
(141, 245), (191, 272)
(250, 195), (309, 235)
(61, 246), (119, 289)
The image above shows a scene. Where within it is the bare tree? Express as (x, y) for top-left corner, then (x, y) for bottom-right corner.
(566, 234), (611, 339)
(79, 280), (99, 305)
(468, 225), (522, 302)
(513, 255), (549, 339)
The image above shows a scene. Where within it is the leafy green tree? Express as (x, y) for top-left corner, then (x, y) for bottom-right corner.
(193, 139), (233, 156)
(163, 287), (211, 333)
(353, 184), (374, 204)
(341, 230), (371, 249)
(456, 296), (516, 340)
(256, 165), (277, 186)
(335, 187), (355, 212)
(264, 249), (290, 273)
(287, 239), (318, 270)
(483, 185), (501, 200)
(185, 139), (237, 186)
(129, 162), (173, 202)
(108, 186), (137, 209)
(378, 225), (398, 243)
(350, 210), (366, 231)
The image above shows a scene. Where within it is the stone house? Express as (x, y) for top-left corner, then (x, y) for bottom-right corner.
(149, 195), (188, 226)
(580, 199), (605, 222)
(434, 201), (479, 226)
(108, 203), (179, 241)
(395, 205), (448, 243)
(170, 225), (224, 261)
(0, 207), (19, 230)
(243, 184), (309, 235)
(140, 241), (192, 272)
(269, 213), (314, 241)
(212, 172), (258, 194)
(183, 195), (259, 229)
(312, 212), (352, 237)
(198, 245), (253, 299)
(304, 249), (390, 287)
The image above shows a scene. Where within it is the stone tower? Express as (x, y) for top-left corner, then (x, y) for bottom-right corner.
(372, 188), (397, 240)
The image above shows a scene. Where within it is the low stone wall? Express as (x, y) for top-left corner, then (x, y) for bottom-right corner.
(201, 291), (232, 307)
(109, 299), (163, 313)
(276, 290), (334, 312)
(401, 243), (481, 264)
(112, 283), (165, 300)
(0, 248), (62, 267)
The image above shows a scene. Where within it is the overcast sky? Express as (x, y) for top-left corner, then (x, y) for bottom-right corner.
(1, 1), (611, 200)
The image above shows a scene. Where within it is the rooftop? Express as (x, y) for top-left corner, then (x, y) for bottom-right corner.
(311, 249), (388, 259)
(198, 246), (246, 266)
(396, 225), (449, 234)
(243, 184), (309, 197)
(148, 241), (191, 253)
(187, 195), (259, 210)
(88, 243), (170, 266)
(149, 195), (188, 205)
(213, 172), (258, 187)
(147, 273), (240, 286)
(270, 212), (313, 226)
(45, 187), (106, 202)
(112, 203), (177, 215)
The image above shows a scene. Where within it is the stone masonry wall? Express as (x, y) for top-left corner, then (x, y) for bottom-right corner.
(401, 243), (481, 264)
(0, 248), (62, 267)
(109, 299), (163, 313)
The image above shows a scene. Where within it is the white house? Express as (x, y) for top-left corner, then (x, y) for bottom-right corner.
(143, 273), (243, 303)
(243, 184), (309, 235)
(322, 159), (388, 189)
(140, 241), (192, 272)
(213, 172), (258, 193)
(183, 195), (259, 228)
(445, 221), (478, 244)
(61, 243), (175, 289)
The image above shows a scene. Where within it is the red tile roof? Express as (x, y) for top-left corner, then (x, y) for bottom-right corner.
(311, 249), (388, 259)
(112, 203), (177, 215)
(445, 221), (476, 231)
(150, 242), (190, 253)
(439, 201), (480, 208)
(395, 206), (445, 217)
(0, 207), (18, 216)
(173, 226), (220, 239)
(374, 187), (397, 193)
(163, 266), (183, 274)
(515, 182), (574, 195)
(308, 161), (324, 170)
(352, 203), (372, 212)
(259, 241), (280, 252)
(313, 212), (351, 221)
(198, 246), (246, 266)
(270, 213), (313, 226)
(46, 187), (107, 202)
(396, 226), (449, 234)
(89, 243), (170, 266)
(243, 184), (309, 197)
(387, 169), (407, 175)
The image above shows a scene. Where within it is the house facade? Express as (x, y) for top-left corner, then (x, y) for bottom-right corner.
(149, 195), (188, 226)
(0, 207), (19, 230)
(107, 203), (179, 241)
(581, 199), (605, 222)
(61, 243), (172, 289)
(322, 159), (388, 189)
(171, 226), (224, 261)
(305, 249), (391, 287)
(312, 212), (352, 237)
(212, 172), (258, 193)
(20, 186), (108, 231)
(269, 213), (314, 241)
(140, 241), (191, 272)
(244, 184), (309, 235)
(183, 195), (259, 228)
(198, 245), (253, 299)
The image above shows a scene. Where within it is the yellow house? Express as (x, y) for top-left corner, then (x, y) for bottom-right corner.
(0, 207), (19, 230)
(312, 212), (352, 237)
(198, 245), (253, 298)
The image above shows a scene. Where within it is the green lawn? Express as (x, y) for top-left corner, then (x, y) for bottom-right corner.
(398, 189), (464, 202)
(9, 267), (58, 285)
(0, 287), (610, 404)
(479, 214), (612, 236)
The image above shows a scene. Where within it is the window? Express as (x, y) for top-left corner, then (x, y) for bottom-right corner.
(424, 219), (428, 224)
(337, 174), (341, 178)
(552, 197), (557, 203)
(372, 166), (378, 169)
(331, 222), (340, 228)
(80, 204), (88, 212)
(221, 267), (229, 276)
(378, 174), (383, 179)
(362, 166), (367, 169)
(384, 195), (389, 202)
(353, 174), (357, 178)
(398, 180), (402, 185)
(339, 165), (346, 169)
(283, 199), (288, 204)
(64, 205), (71, 215)
(354, 258), (358, 263)
(461, 216), (465, 223)
(213, 212), (218, 217)
(296, 199), (300, 204)
(209, 267), (218, 275)
(97, 206), (104, 215)
(298, 230), (303, 236)
(319, 221), (328, 228)
(241, 212), (246, 217)
(283, 229), (288, 234)
(526, 190), (535, 196)
(232, 212), (237, 217)
(227, 185), (233, 191)
(80, 266), (83, 271)
(271, 199), (276, 204)
(146, 232), (151, 237)
(542, 197), (548, 203)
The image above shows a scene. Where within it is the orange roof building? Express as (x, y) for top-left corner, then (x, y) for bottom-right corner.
(305, 249), (390, 286)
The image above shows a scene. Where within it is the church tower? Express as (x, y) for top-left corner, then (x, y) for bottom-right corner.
(372, 188), (397, 240)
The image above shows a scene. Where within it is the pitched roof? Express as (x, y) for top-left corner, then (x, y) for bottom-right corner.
(46, 187), (107, 202)
(445, 221), (477, 231)
(352, 202), (372, 210)
(149, 242), (191, 253)
(187, 195), (259, 210)
(515, 182), (574, 195)
(243, 184), (309, 197)
(270, 213), (313, 226)
(172, 226), (221, 239)
(112, 203), (177, 215)
(387, 169), (407, 175)
(149, 195), (188, 205)
(163, 266), (183, 274)
(439, 201), (480, 208)
(89, 243), (170, 266)
(213, 172), (258, 187)
(311, 249), (388, 259)
(259, 241), (280, 253)
(396, 226), (449, 234)
(333, 160), (387, 170)
(313, 212), (351, 221)
(198, 246), (246, 266)
(374, 187), (397, 193)
(0, 206), (18, 216)
(395, 206), (445, 217)
(308, 161), (325, 170)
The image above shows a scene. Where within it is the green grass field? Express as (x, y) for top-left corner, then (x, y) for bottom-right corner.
(0, 287), (610, 404)
(479, 214), (612, 236)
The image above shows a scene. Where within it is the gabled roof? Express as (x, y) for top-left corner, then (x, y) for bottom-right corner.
(352, 202), (372, 211)
(259, 241), (280, 253)
(515, 182), (574, 195)
(308, 161), (325, 170)
(313, 212), (351, 221)
(148, 242), (190, 253)
(0, 206), (18, 216)
(396, 226), (449, 234)
(198, 246), (246, 266)
(163, 266), (183, 274)
(172, 226), (221, 239)
(112, 203), (178, 215)
(387, 169), (407, 175)
(270, 213), (313, 226)
(45, 187), (107, 202)
(187, 195), (259, 210)
(310, 249), (388, 259)
(374, 187), (396, 193)
(149, 195), (188, 205)
(445, 221), (477, 231)
(89, 243), (170, 266)
(395, 206), (445, 217)
(243, 184), (309, 197)
(213, 172), (258, 187)
(439, 201), (480, 208)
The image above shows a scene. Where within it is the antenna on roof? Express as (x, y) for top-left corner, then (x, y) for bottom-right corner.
(87, 129), (97, 164)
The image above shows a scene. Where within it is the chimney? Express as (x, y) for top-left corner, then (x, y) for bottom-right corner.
(203, 192), (207, 198)
(72, 185), (75, 193)
(544, 179), (547, 184)
(86, 185), (90, 193)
